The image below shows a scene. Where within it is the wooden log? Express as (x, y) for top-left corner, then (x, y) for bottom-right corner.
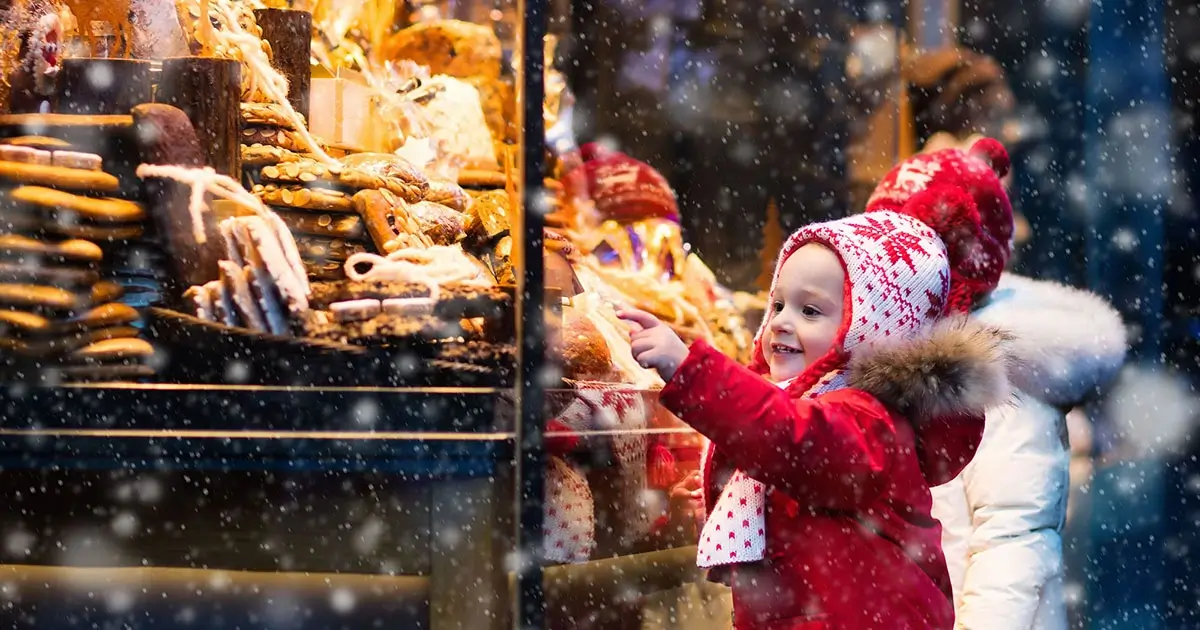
(156, 56), (242, 180)
(253, 8), (313, 122)
(55, 58), (152, 115)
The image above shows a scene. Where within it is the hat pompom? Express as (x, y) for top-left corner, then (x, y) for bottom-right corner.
(969, 137), (1011, 179)
(900, 185), (1001, 314)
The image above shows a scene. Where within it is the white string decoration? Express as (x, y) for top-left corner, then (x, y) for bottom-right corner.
(134, 163), (310, 294)
(344, 245), (492, 307)
(204, 0), (338, 166)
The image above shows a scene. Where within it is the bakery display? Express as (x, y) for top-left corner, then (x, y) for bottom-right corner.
(0, 0), (753, 396)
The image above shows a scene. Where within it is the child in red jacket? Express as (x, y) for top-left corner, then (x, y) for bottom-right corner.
(619, 139), (1016, 629)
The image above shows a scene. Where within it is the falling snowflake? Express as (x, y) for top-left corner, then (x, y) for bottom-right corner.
(1105, 365), (1199, 455)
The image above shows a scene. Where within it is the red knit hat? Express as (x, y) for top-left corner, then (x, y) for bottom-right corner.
(563, 143), (680, 223)
(865, 138), (1014, 313)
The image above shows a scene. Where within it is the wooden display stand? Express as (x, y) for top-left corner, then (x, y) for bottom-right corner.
(254, 8), (313, 122)
(55, 58), (152, 115)
(157, 57), (242, 180)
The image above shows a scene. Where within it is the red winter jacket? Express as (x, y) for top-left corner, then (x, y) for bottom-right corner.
(660, 330), (1006, 630)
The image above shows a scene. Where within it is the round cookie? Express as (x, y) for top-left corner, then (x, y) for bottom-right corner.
(0, 234), (102, 266)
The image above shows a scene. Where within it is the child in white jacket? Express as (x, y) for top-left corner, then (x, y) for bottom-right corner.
(931, 273), (1127, 629)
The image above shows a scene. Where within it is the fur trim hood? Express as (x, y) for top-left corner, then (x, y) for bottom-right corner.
(847, 316), (1011, 486)
(973, 273), (1127, 406)
(848, 315), (1012, 421)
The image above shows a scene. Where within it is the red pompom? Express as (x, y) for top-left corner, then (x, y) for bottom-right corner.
(969, 138), (1011, 179)
(900, 185), (1002, 314)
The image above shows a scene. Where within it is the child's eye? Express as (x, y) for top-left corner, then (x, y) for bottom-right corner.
(772, 301), (784, 313)
(801, 305), (823, 318)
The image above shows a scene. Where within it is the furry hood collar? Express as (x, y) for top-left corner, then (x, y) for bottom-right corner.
(846, 316), (1011, 486)
(973, 273), (1127, 406)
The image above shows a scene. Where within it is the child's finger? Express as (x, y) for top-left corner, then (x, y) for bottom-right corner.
(616, 308), (662, 331)
(630, 337), (658, 357)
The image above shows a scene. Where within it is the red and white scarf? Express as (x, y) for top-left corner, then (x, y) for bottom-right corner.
(696, 371), (846, 568)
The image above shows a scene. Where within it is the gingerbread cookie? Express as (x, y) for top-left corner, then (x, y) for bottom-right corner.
(241, 125), (312, 153)
(241, 102), (307, 131)
(241, 143), (306, 167)
(0, 262), (98, 287)
(0, 160), (120, 194)
(66, 337), (155, 363)
(0, 235), (102, 266)
(0, 280), (122, 314)
(307, 279), (510, 320)
(275, 210), (363, 239)
(0, 325), (142, 358)
(184, 284), (215, 321)
(253, 183), (354, 213)
(302, 259), (345, 281)
(0, 208), (143, 243)
(1, 136), (72, 150)
(258, 158), (426, 202)
(425, 180), (471, 212)
(297, 308), (437, 346)
(294, 234), (368, 265)
(8, 186), (146, 223)
(352, 189), (432, 253)
(339, 153), (430, 202)
(0, 302), (137, 338)
(0, 145), (52, 165)
(408, 200), (465, 245)
(51, 151), (103, 171)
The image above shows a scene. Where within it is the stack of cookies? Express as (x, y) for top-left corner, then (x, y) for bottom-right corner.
(0, 141), (158, 380)
(0, 234), (154, 381)
(240, 103), (316, 162)
(243, 149), (450, 280)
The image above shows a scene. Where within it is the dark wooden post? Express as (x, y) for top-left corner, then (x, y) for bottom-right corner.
(157, 57), (242, 180)
(56, 58), (152, 115)
(253, 8), (313, 122)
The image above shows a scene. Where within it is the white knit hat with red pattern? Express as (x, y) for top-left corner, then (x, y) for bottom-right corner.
(747, 210), (953, 393)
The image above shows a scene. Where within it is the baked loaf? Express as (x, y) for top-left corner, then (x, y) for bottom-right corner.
(553, 305), (612, 381)
(382, 20), (502, 80)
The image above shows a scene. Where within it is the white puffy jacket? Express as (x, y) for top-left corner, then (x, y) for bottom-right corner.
(931, 273), (1127, 630)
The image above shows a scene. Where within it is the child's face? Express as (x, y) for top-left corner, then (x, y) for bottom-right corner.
(763, 243), (845, 382)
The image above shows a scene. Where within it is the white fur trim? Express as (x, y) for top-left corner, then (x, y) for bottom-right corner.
(974, 273), (1127, 405)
